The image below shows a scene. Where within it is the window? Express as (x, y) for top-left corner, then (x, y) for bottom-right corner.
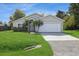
(18, 24), (22, 28)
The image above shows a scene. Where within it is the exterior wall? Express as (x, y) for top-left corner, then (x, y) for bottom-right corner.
(38, 23), (62, 32)
(13, 18), (25, 27)
(12, 14), (43, 28)
(41, 15), (62, 23)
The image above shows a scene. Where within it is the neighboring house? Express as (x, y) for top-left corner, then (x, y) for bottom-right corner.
(0, 23), (4, 31)
(12, 13), (64, 32)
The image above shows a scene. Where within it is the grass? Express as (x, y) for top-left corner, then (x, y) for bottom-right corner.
(64, 30), (79, 38)
(0, 31), (53, 56)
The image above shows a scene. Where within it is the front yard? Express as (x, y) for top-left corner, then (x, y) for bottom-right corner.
(0, 31), (53, 56)
(64, 30), (79, 38)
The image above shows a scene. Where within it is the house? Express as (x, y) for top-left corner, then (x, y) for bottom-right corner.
(12, 13), (64, 32)
(0, 23), (4, 31)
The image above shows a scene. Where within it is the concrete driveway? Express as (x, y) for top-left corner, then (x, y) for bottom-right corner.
(41, 33), (79, 56)
(41, 33), (78, 41)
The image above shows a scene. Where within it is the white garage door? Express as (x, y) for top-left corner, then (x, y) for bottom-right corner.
(38, 23), (61, 32)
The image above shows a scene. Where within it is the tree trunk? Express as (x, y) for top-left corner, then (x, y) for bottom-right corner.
(37, 26), (39, 32)
(28, 22), (30, 33)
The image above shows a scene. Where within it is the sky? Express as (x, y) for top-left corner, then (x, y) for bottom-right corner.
(0, 3), (69, 22)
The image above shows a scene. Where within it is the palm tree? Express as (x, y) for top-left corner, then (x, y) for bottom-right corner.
(23, 20), (28, 31)
(23, 20), (31, 32)
(33, 20), (43, 32)
(32, 20), (37, 32)
(23, 19), (43, 33)
(37, 20), (43, 31)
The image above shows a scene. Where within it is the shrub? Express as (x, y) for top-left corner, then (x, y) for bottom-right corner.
(13, 27), (19, 32)
(64, 15), (76, 30)
(13, 27), (27, 32)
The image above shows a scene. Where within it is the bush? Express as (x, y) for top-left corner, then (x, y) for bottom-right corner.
(64, 15), (76, 30)
(13, 27), (27, 32)
(13, 27), (20, 32)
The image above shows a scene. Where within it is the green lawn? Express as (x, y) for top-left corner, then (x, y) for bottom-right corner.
(64, 30), (79, 38)
(0, 31), (53, 56)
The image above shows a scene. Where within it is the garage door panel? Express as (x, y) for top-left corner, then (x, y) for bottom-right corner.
(38, 23), (61, 32)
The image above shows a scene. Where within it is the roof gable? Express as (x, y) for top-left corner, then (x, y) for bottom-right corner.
(25, 13), (43, 20)
(41, 15), (63, 23)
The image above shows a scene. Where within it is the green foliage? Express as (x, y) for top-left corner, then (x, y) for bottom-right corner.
(37, 20), (43, 27)
(9, 16), (14, 21)
(12, 9), (25, 20)
(56, 10), (65, 19)
(9, 9), (25, 30)
(64, 15), (76, 30)
(22, 20), (30, 32)
(13, 19), (31, 32)
(32, 20), (37, 32)
(69, 3), (79, 29)
(63, 3), (79, 30)
(4, 23), (9, 30)
(23, 19), (43, 32)
(0, 21), (2, 24)
(64, 15), (69, 29)
(69, 3), (79, 15)
(13, 27), (25, 32)
(32, 20), (43, 32)
(9, 21), (13, 30)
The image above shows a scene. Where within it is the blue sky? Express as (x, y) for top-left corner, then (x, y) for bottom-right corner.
(0, 3), (69, 22)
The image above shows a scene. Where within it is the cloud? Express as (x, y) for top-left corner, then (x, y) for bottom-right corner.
(20, 3), (37, 11)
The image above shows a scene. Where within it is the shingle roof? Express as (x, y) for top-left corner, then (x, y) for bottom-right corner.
(12, 13), (63, 23)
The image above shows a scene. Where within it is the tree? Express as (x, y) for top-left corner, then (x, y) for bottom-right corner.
(33, 20), (43, 32)
(69, 3), (79, 29)
(12, 9), (25, 20)
(23, 20), (32, 32)
(36, 20), (43, 31)
(32, 20), (37, 32)
(4, 23), (9, 30)
(10, 16), (14, 21)
(69, 3), (79, 15)
(9, 22), (13, 30)
(23, 19), (43, 32)
(23, 20), (28, 31)
(56, 10), (65, 19)
(9, 9), (25, 30)
(9, 16), (14, 29)
(63, 14), (69, 29)
(0, 21), (2, 24)
(64, 15), (76, 30)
